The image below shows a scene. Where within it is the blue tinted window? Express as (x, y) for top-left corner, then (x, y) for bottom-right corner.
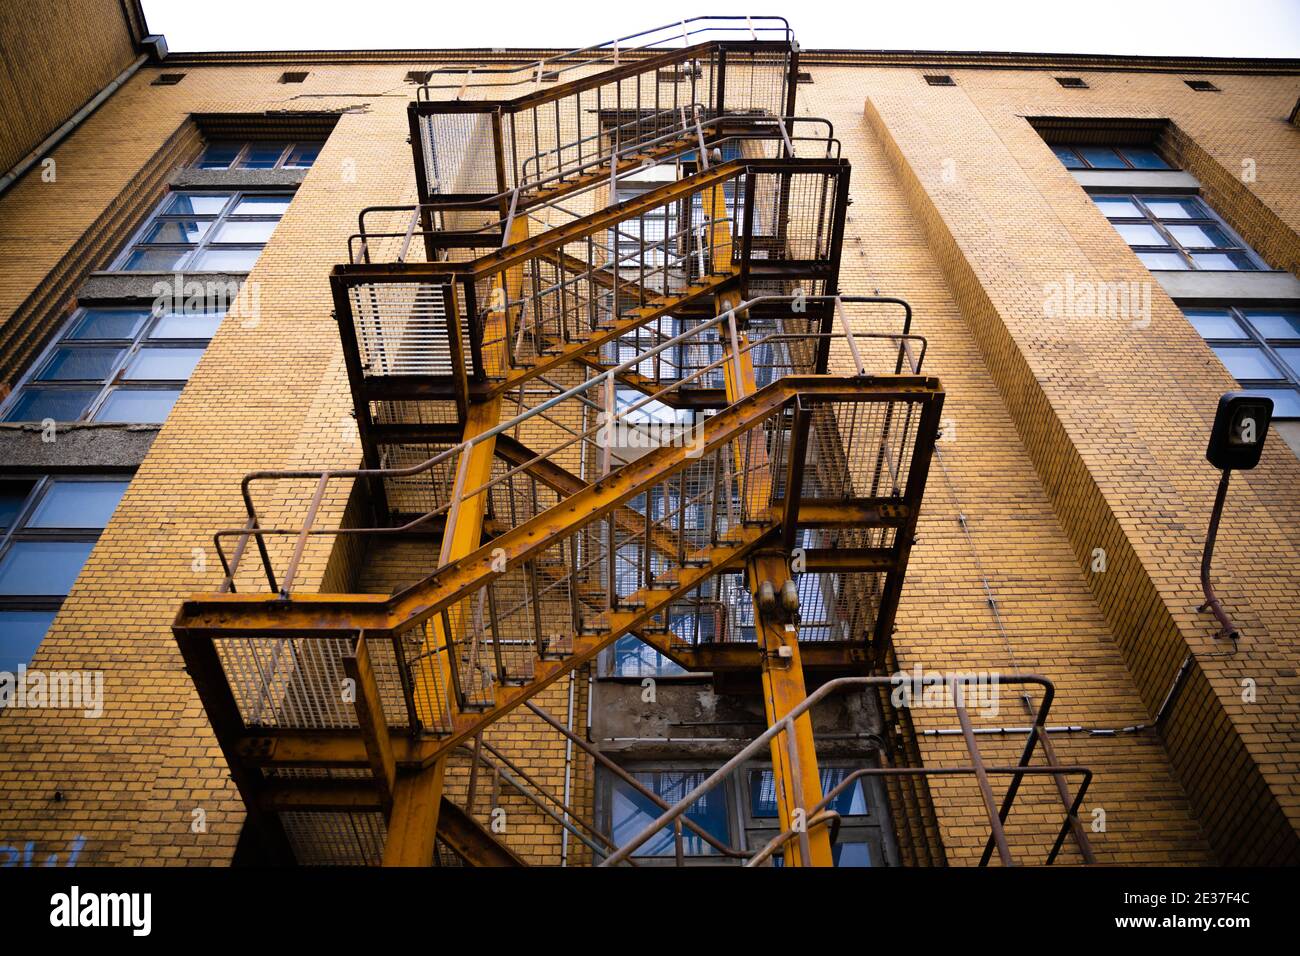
(0, 610), (58, 671)
(36, 347), (124, 381)
(69, 309), (150, 340)
(1275, 348), (1300, 379)
(1051, 145), (1084, 168)
(93, 388), (182, 424)
(0, 541), (96, 595)
(163, 193), (231, 216)
(1243, 310), (1300, 339)
(1077, 146), (1126, 169)
(0, 481), (35, 530)
(240, 142), (290, 169)
(1212, 346), (1283, 381)
(610, 771), (728, 857)
(750, 767), (871, 818)
(2, 388), (98, 423)
(189, 247), (262, 271)
(1183, 309), (1246, 339)
(121, 247), (190, 271)
(1246, 387), (1300, 418)
(26, 480), (129, 530)
(832, 841), (873, 867)
(149, 311), (224, 339)
(197, 142), (241, 170)
(231, 195), (291, 216)
(610, 634), (686, 677)
(1118, 146), (1170, 169)
(123, 348), (204, 381)
(283, 142), (322, 168)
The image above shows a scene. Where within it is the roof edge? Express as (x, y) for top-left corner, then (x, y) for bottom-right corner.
(156, 46), (1300, 75)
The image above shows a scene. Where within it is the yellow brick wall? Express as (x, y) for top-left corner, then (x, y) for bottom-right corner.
(0, 1), (142, 176)
(0, 51), (1295, 867)
(846, 65), (1299, 864)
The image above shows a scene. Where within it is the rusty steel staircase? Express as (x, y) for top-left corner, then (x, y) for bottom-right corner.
(174, 17), (947, 868)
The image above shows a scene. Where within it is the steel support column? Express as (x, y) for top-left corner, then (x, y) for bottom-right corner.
(719, 291), (832, 867)
(382, 761), (447, 866)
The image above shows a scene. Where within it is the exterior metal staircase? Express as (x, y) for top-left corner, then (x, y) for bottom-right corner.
(173, 17), (949, 868)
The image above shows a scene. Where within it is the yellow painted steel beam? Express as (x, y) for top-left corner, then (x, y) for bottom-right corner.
(387, 219), (522, 865)
(719, 291), (833, 867)
(382, 761), (447, 866)
(175, 376), (941, 636)
(488, 271), (737, 398)
(343, 635), (396, 815)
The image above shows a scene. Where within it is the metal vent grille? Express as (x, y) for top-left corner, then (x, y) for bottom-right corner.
(348, 280), (473, 378)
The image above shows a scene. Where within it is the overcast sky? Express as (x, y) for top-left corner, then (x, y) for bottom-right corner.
(142, 0), (1300, 57)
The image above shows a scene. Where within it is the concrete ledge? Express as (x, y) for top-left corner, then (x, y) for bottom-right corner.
(1073, 169), (1201, 192)
(79, 272), (247, 303)
(0, 422), (158, 471)
(169, 168), (307, 190)
(1153, 269), (1300, 302)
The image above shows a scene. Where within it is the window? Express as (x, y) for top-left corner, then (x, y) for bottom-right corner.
(1051, 144), (1171, 170)
(1094, 194), (1264, 271)
(112, 190), (290, 272)
(1, 305), (224, 424)
(601, 769), (732, 859)
(744, 765), (893, 867)
(197, 141), (323, 171)
(1185, 79), (1220, 92)
(597, 762), (896, 865)
(607, 634), (687, 678)
(151, 73), (185, 86)
(279, 71), (309, 84)
(1055, 76), (1088, 88)
(1183, 307), (1300, 419)
(0, 477), (129, 670)
(405, 70), (433, 84)
(923, 74), (955, 87)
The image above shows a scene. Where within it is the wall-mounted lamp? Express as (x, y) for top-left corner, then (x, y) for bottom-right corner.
(1199, 392), (1273, 640)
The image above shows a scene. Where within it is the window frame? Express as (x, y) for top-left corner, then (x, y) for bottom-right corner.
(195, 139), (323, 172)
(1094, 192), (1267, 272)
(594, 759), (898, 866)
(1051, 143), (1173, 171)
(0, 475), (130, 669)
(109, 189), (292, 274)
(0, 305), (224, 424)
(594, 762), (739, 864)
(1184, 305), (1300, 420)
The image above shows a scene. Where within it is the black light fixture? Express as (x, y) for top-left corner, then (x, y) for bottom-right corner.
(1199, 392), (1273, 639)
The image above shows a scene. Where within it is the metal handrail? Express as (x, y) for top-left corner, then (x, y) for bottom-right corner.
(351, 116), (838, 264)
(599, 675), (1093, 867)
(415, 17), (793, 98)
(212, 295), (922, 593)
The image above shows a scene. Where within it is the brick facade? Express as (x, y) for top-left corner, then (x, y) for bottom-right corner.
(0, 37), (1296, 866)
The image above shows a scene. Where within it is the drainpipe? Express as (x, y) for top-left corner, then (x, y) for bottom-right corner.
(0, 54), (148, 197)
(560, 672), (576, 866)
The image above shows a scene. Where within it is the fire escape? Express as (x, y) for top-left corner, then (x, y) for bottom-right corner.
(173, 17), (1092, 867)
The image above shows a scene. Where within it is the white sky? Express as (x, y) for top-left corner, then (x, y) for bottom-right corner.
(142, 0), (1300, 57)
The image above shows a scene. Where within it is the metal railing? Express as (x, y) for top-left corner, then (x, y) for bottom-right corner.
(336, 158), (849, 419)
(599, 675), (1094, 867)
(416, 17), (793, 96)
(350, 115), (840, 265)
(214, 294), (926, 597)
(410, 19), (798, 199)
